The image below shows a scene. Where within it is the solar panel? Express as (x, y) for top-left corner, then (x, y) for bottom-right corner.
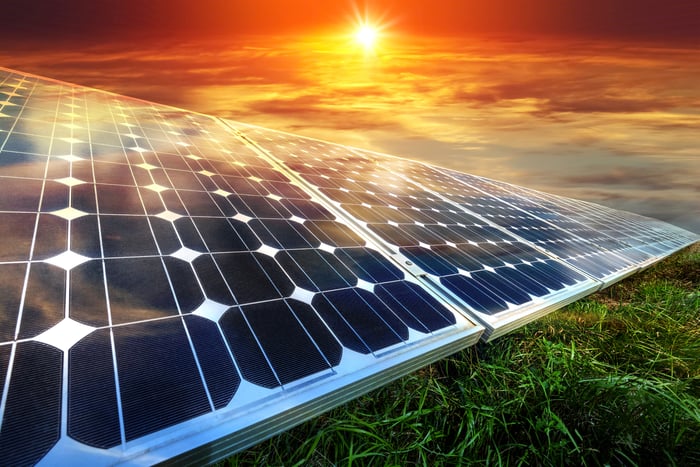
(0, 67), (697, 465)
(225, 124), (606, 338)
(0, 68), (481, 465)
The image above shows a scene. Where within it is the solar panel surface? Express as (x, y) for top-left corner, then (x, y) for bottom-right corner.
(0, 67), (697, 465)
(0, 68), (481, 465)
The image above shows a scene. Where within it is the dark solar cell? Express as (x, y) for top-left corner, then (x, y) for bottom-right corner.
(0, 212), (35, 261)
(33, 214), (68, 260)
(183, 315), (240, 409)
(441, 274), (509, 315)
(195, 216), (258, 252)
(241, 300), (335, 384)
(192, 255), (237, 305)
(69, 260), (109, 326)
(276, 249), (356, 292)
(304, 220), (366, 247)
(178, 190), (224, 216)
(368, 223), (419, 247)
(96, 185), (145, 215)
(100, 215), (159, 257)
(214, 252), (293, 303)
(68, 329), (122, 448)
(114, 319), (211, 441)
(281, 198), (334, 220)
(163, 256), (204, 312)
(18, 263), (65, 339)
(0, 177), (43, 211)
(41, 181), (71, 212)
(0, 151), (44, 178)
(250, 219), (319, 249)
(402, 224), (448, 245)
(375, 281), (456, 332)
(314, 289), (408, 353)
(335, 247), (404, 283)
(341, 203), (385, 223)
(0, 342), (62, 466)
(0, 263), (25, 341)
(220, 306), (280, 388)
(234, 194), (291, 219)
(105, 257), (179, 323)
(92, 161), (135, 185)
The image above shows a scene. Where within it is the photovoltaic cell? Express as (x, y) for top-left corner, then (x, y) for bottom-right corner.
(0, 67), (696, 465)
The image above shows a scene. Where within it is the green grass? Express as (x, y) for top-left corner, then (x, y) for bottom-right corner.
(222, 243), (700, 466)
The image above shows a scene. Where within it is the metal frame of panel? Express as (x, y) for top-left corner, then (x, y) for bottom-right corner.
(0, 66), (697, 465)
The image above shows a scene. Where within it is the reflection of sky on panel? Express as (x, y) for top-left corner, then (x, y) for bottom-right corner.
(3, 36), (698, 232)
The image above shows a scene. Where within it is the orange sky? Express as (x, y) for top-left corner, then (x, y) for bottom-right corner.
(2, 2), (699, 232)
(2, 0), (700, 42)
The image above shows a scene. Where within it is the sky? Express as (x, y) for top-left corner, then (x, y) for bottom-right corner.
(1, 1), (699, 233)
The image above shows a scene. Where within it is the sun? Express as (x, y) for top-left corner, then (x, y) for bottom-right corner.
(348, 2), (393, 54)
(355, 24), (379, 50)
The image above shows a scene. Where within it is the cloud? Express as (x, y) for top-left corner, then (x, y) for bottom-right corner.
(561, 166), (683, 191)
(2, 35), (698, 232)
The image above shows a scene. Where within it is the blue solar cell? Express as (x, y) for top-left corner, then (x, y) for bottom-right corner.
(313, 289), (408, 353)
(518, 262), (566, 291)
(400, 246), (459, 276)
(471, 270), (533, 306)
(441, 274), (509, 315)
(375, 281), (456, 332)
(277, 249), (357, 291)
(335, 247), (404, 283)
(497, 266), (551, 297)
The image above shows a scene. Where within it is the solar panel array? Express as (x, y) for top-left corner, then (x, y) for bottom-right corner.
(0, 67), (697, 465)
